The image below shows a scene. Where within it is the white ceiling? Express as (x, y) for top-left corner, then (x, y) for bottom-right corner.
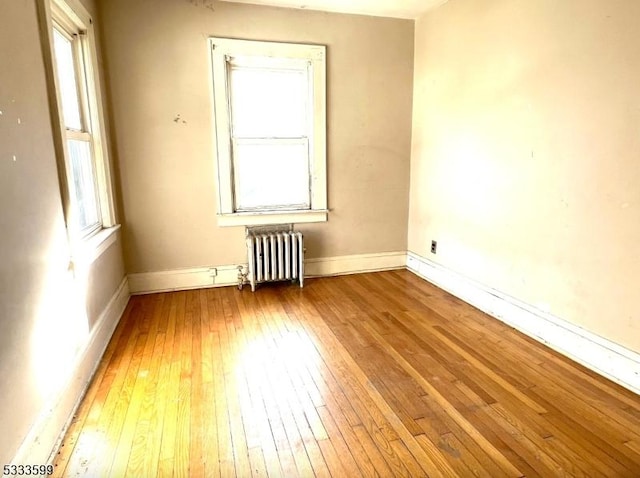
(220, 0), (449, 19)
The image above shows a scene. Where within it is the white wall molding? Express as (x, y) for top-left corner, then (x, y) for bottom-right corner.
(129, 265), (244, 294)
(407, 251), (640, 395)
(13, 277), (130, 466)
(129, 251), (407, 294)
(305, 251), (406, 277)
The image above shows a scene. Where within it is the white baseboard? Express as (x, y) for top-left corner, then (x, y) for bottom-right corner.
(407, 252), (640, 395)
(305, 251), (407, 278)
(12, 277), (130, 466)
(128, 251), (407, 294)
(129, 265), (243, 294)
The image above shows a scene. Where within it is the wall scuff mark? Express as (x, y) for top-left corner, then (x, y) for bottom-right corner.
(185, 0), (215, 13)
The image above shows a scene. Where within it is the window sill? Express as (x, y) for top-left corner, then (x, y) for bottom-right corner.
(73, 224), (121, 267)
(217, 210), (328, 227)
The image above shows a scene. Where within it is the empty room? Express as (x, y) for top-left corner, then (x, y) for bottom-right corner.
(2, 0), (640, 476)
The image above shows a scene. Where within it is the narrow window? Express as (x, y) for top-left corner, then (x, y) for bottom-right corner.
(48, 0), (115, 241)
(52, 26), (100, 235)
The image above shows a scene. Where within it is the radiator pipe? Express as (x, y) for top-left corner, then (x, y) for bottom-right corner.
(237, 265), (248, 290)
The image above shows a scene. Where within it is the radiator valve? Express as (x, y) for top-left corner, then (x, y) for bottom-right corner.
(237, 265), (248, 290)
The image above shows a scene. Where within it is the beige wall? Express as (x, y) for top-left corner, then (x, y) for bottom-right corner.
(409, 0), (640, 352)
(99, 0), (414, 273)
(0, 0), (125, 463)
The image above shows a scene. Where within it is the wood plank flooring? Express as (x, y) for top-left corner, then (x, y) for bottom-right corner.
(53, 270), (640, 477)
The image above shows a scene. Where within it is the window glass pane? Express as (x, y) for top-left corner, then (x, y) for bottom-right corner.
(53, 28), (83, 130)
(67, 139), (99, 231)
(230, 66), (308, 138)
(234, 141), (310, 210)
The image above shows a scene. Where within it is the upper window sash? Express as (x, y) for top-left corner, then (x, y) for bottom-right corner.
(227, 60), (311, 141)
(52, 25), (92, 134)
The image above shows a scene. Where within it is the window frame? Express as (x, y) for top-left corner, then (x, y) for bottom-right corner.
(52, 22), (102, 237)
(209, 37), (328, 227)
(42, 0), (117, 246)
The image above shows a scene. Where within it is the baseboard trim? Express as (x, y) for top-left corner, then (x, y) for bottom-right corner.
(407, 252), (640, 395)
(305, 251), (407, 278)
(12, 277), (130, 466)
(129, 251), (407, 294)
(129, 265), (243, 294)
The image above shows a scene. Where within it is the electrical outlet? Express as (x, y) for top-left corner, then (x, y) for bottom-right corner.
(208, 268), (217, 277)
(431, 240), (437, 254)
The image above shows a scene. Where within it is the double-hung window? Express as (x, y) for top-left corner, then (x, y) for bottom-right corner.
(48, 0), (115, 243)
(210, 38), (327, 226)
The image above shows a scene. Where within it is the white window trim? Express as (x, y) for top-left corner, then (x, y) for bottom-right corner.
(209, 37), (328, 227)
(40, 0), (118, 257)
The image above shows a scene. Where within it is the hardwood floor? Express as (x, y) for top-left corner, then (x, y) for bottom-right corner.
(53, 270), (640, 477)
